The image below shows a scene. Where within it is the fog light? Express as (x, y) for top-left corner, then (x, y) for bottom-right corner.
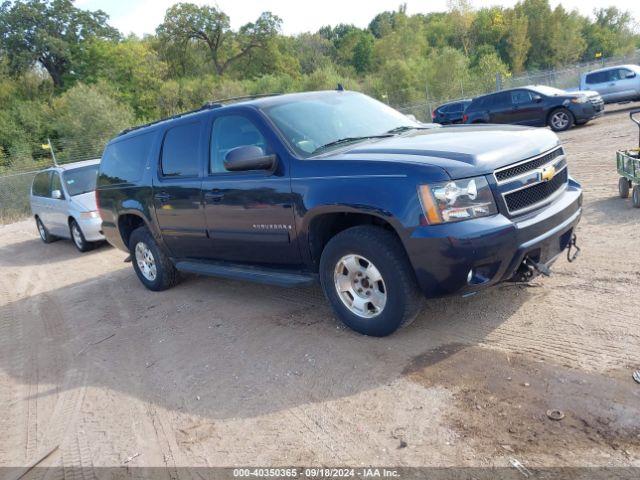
(467, 269), (474, 284)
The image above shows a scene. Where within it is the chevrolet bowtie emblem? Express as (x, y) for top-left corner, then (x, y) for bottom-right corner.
(540, 165), (556, 182)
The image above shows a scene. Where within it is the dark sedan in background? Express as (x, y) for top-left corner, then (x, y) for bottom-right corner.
(463, 85), (604, 131)
(431, 99), (472, 124)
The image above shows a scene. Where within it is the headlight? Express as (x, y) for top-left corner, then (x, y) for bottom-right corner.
(570, 95), (588, 104)
(80, 210), (100, 219)
(418, 176), (497, 224)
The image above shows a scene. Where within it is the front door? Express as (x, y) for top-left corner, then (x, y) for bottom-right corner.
(201, 112), (300, 267)
(510, 89), (544, 126)
(152, 120), (208, 258)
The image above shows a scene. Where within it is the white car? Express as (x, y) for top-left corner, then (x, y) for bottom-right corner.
(579, 64), (640, 103)
(30, 159), (104, 252)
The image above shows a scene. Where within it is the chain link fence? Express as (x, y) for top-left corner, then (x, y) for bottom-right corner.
(0, 138), (104, 224)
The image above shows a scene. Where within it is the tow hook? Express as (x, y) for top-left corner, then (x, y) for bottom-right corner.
(524, 257), (551, 277)
(566, 233), (580, 263)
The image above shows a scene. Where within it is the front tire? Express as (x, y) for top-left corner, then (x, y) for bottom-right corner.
(129, 226), (178, 291)
(632, 185), (640, 208)
(548, 108), (574, 132)
(70, 219), (93, 252)
(319, 226), (423, 337)
(619, 177), (630, 199)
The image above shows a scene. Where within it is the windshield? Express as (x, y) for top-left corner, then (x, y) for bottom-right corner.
(63, 165), (99, 196)
(261, 92), (421, 157)
(530, 85), (568, 96)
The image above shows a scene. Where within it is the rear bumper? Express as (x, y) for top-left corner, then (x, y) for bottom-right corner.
(405, 179), (582, 297)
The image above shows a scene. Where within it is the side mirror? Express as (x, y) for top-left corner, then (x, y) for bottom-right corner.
(532, 94), (543, 103)
(51, 189), (63, 199)
(224, 146), (275, 172)
(626, 71), (636, 79)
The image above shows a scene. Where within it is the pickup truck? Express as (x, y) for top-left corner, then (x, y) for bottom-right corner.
(96, 90), (582, 336)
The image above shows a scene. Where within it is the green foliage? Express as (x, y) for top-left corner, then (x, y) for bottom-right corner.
(0, 0), (639, 182)
(49, 83), (134, 162)
(0, 0), (119, 88)
(156, 3), (281, 76)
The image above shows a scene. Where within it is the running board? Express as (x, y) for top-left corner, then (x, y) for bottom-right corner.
(174, 260), (317, 287)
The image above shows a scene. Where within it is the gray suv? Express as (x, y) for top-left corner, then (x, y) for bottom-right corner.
(30, 159), (104, 252)
(579, 64), (640, 103)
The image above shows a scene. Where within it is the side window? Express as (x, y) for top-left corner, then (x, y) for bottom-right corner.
(493, 92), (511, 108)
(160, 122), (201, 177)
(619, 68), (634, 80)
(98, 132), (154, 186)
(448, 103), (462, 113)
(586, 71), (606, 84)
(511, 90), (533, 105)
(32, 171), (52, 197)
(51, 172), (65, 199)
(210, 115), (268, 174)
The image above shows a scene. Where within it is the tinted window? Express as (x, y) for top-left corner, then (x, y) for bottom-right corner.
(210, 115), (268, 173)
(450, 103), (464, 113)
(98, 132), (154, 186)
(468, 97), (486, 111)
(493, 92), (511, 107)
(511, 90), (534, 104)
(32, 171), (52, 197)
(51, 172), (65, 199)
(586, 71), (608, 84)
(63, 165), (98, 196)
(160, 122), (201, 177)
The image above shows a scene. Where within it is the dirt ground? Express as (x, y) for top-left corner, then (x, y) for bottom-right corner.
(1, 104), (639, 476)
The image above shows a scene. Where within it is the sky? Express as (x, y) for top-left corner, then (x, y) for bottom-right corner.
(75, 0), (640, 37)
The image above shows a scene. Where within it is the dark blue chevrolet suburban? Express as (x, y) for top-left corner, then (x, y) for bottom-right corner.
(96, 90), (582, 336)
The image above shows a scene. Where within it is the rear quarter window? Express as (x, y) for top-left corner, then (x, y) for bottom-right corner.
(98, 131), (155, 186)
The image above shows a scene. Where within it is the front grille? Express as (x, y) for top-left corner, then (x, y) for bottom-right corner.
(495, 148), (563, 182)
(504, 167), (568, 213)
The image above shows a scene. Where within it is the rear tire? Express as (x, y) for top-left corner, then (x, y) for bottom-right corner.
(70, 219), (93, 252)
(632, 185), (640, 208)
(35, 216), (56, 243)
(619, 177), (630, 199)
(129, 226), (178, 291)
(548, 108), (574, 132)
(319, 226), (423, 337)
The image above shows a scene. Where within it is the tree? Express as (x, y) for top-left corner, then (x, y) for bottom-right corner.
(547, 6), (585, 66)
(156, 3), (281, 76)
(504, 10), (530, 74)
(49, 83), (134, 161)
(352, 32), (374, 73)
(0, 0), (118, 88)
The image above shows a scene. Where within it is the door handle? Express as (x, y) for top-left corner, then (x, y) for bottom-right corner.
(204, 190), (224, 202)
(154, 192), (172, 203)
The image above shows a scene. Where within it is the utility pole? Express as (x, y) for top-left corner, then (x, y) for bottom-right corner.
(45, 138), (58, 166)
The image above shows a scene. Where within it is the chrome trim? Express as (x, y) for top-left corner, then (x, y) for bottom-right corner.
(498, 157), (566, 187)
(493, 146), (564, 184)
(502, 164), (567, 195)
(502, 165), (568, 216)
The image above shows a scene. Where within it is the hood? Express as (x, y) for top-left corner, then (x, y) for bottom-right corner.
(69, 191), (98, 211)
(326, 124), (561, 179)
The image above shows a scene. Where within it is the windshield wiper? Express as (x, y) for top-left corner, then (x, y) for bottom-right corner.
(312, 134), (392, 155)
(384, 125), (430, 134)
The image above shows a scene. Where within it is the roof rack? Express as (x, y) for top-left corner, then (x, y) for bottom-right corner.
(117, 92), (283, 137)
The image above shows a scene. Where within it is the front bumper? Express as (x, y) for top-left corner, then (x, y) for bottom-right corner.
(571, 102), (604, 122)
(405, 180), (582, 298)
(78, 216), (105, 242)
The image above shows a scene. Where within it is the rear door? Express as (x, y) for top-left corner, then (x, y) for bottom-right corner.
(586, 70), (615, 101)
(152, 120), (209, 258)
(488, 92), (513, 124)
(201, 111), (300, 266)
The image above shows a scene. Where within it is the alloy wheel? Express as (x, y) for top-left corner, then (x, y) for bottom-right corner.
(333, 254), (387, 318)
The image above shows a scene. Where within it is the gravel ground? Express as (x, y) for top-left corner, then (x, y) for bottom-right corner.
(0, 104), (639, 475)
